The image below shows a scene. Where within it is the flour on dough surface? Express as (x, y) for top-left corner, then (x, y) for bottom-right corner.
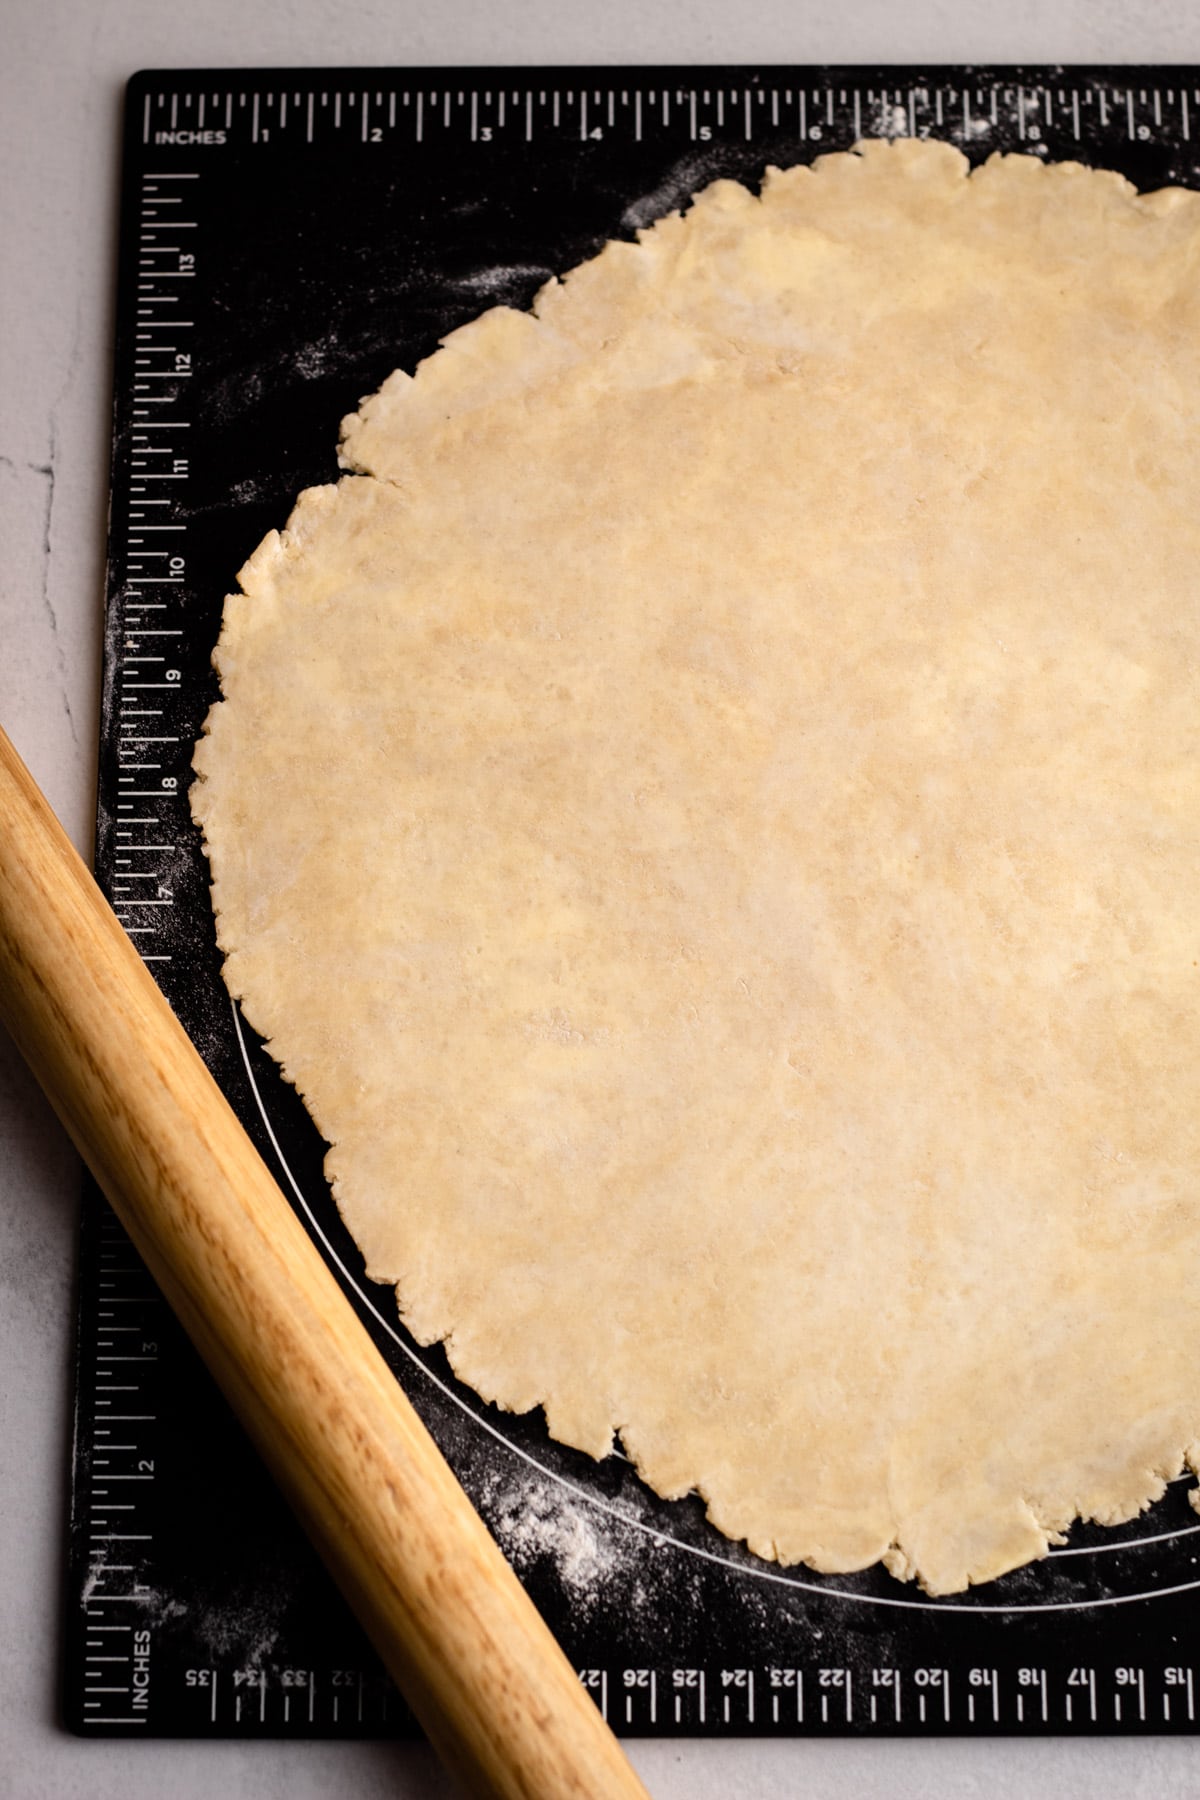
(193, 140), (1200, 1595)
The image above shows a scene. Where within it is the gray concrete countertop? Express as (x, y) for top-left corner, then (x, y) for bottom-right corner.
(3, 2), (1199, 1795)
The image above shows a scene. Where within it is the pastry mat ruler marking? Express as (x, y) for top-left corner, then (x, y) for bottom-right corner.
(67, 64), (1200, 1738)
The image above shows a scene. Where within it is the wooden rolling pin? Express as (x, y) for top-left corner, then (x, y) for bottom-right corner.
(0, 723), (650, 1800)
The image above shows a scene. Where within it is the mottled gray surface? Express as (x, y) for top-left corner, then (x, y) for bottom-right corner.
(4, 1), (1200, 1795)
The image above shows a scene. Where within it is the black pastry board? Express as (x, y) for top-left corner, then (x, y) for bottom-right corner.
(66, 63), (1200, 1738)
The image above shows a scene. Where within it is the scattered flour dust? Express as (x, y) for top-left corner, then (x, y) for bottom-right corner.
(476, 1463), (653, 1621)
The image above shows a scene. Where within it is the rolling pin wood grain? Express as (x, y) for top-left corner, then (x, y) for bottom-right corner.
(0, 722), (650, 1800)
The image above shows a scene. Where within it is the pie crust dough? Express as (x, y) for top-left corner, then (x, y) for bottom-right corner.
(192, 141), (1200, 1594)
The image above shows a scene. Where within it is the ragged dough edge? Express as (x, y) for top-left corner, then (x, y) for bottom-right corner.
(337, 141), (965, 477)
(191, 138), (1200, 1597)
(438, 1293), (1200, 1596)
(337, 136), (1200, 487)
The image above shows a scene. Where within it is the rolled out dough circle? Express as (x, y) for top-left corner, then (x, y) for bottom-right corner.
(192, 140), (1200, 1595)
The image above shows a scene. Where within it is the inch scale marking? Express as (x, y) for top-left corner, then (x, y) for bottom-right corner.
(112, 168), (197, 963)
(92, 1645), (1200, 1736)
(599, 1660), (1200, 1733)
(138, 75), (1200, 155)
(69, 64), (1200, 1739)
(75, 1206), (161, 1727)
